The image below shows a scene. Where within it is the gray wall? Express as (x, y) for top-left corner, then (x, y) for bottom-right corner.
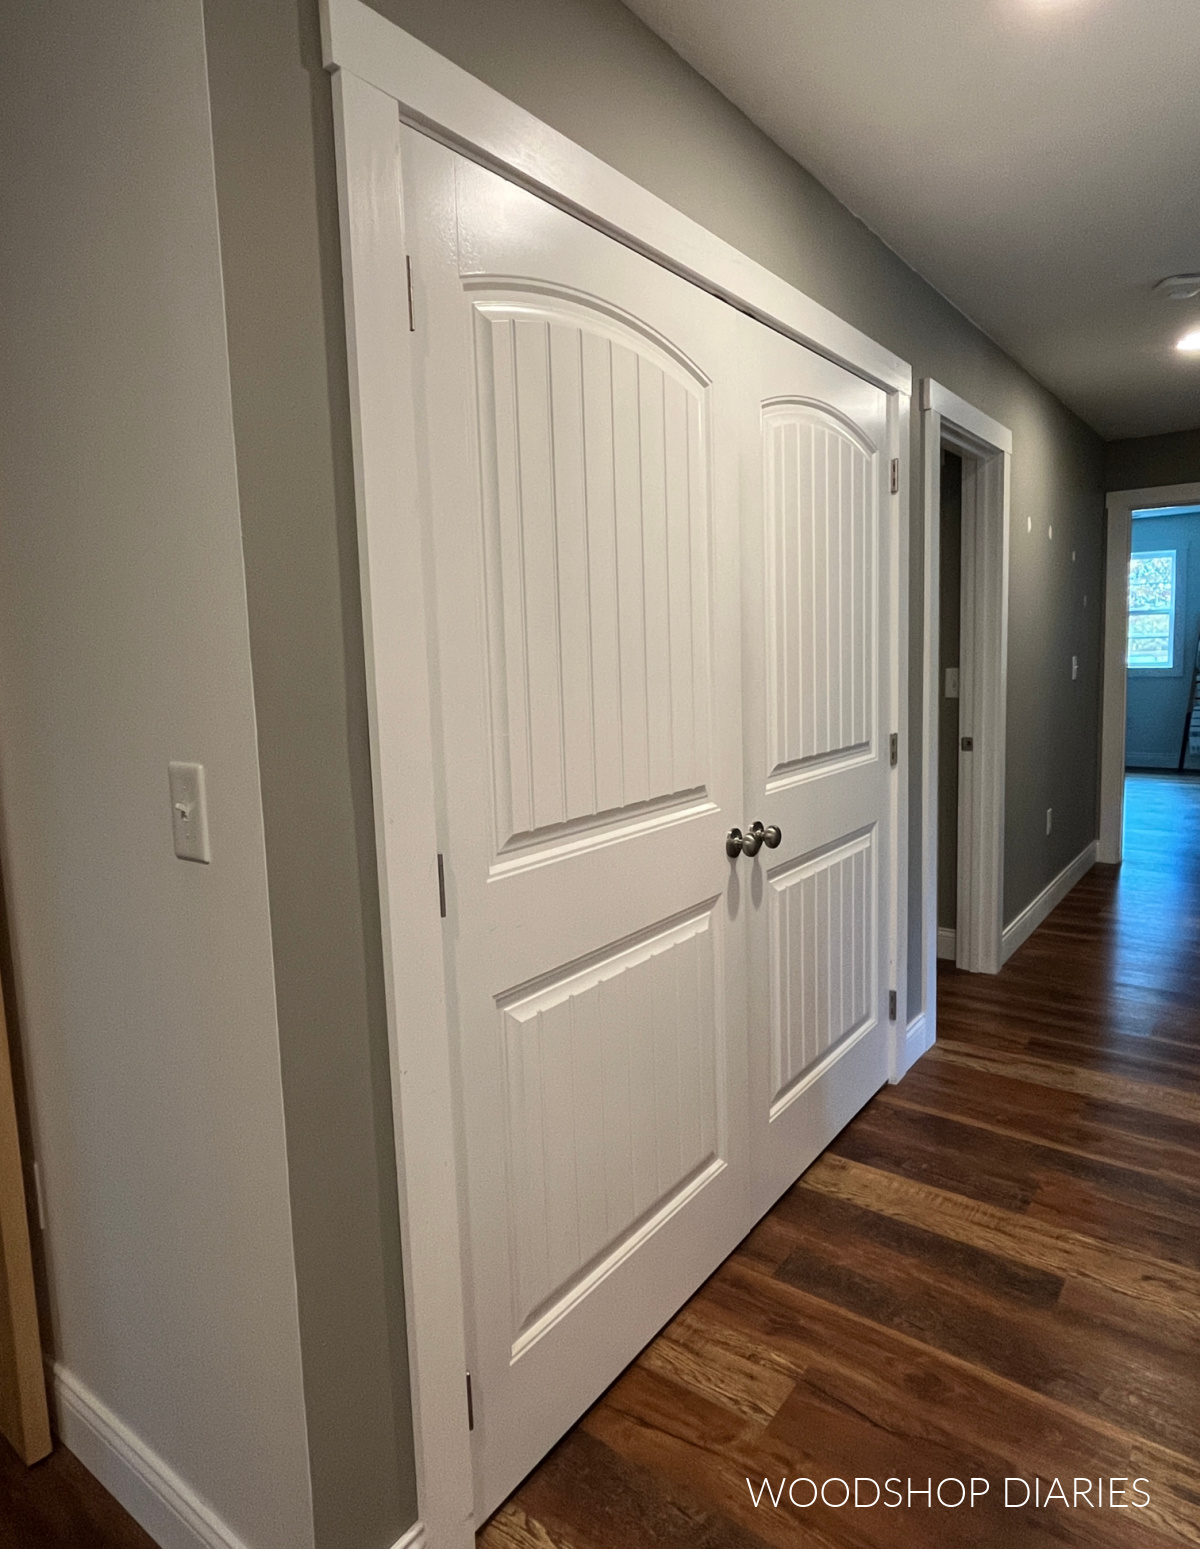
(201, 2), (417, 1545)
(1126, 512), (1200, 769)
(0, 4), (316, 1546)
(362, 0), (1106, 1004)
(1107, 428), (1200, 493)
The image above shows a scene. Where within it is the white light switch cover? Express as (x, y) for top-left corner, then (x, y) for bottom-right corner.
(945, 666), (959, 699)
(169, 761), (211, 863)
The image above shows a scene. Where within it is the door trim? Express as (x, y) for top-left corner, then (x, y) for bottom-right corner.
(919, 379), (1011, 1008)
(325, 8), (912, 1541)
(1100, 481), (1200, 862)
(320, 0), (911, 399)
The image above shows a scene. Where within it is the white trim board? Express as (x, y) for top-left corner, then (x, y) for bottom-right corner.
(904, 1012), (934, 1068)
(324, 7), (914, 1543)
(50, 1363), (256, 1549)
(1100, 481), (1200, 863)
(330, 69), (475, 1549)
(319, 0), (910, 396)
(1001, 841), (1098, 963)
(919, 379), (1012, 455)
(937, 927), (957, 960)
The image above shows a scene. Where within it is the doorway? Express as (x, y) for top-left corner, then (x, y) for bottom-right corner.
(1100, 480), (1200, 860)
(329, 35), (912, 1538)
(403, 127), (899, 1519)
(936, 450), (963, 960)
(918, 380), (1012, 1040)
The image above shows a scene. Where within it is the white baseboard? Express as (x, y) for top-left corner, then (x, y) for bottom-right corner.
(894, 1012), (933, 1081)
(390, 1525), (426, 1549)
(936, 927), (956, 960)
(51, 1363), (249, 1549)
(1001, 840), (1098, 964)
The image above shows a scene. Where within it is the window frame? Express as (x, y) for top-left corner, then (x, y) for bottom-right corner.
(1127, 544), (1187, 677)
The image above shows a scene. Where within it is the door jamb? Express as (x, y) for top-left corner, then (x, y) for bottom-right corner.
(1100, 481), (1200, 861)
(325, 4), (913, 1541)
(920, 380), (1011, 1010)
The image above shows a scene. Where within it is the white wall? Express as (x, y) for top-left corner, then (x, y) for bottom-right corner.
(0, 4), (315, 1546)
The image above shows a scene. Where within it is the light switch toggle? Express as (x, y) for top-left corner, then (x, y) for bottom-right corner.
(169, 761), (211, 863)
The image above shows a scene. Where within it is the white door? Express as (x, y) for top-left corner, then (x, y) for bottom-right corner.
(402, 131), (751, 1517)
(737, 317), (893, 1215)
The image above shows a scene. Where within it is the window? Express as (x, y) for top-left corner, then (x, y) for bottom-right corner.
(1127, 550), (1177, 669)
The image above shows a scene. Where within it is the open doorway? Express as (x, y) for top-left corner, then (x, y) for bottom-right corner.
(1125, 507), (1200, 772)
(1100, 480), (1200, 860)
(937, 450), (964, 960)
(918, 380), (1012, 1047)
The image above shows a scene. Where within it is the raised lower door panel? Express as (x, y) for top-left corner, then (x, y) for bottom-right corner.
(767, 828), (875, 1117)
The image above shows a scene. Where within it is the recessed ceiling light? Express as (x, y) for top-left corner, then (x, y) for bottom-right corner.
(1157, 275), (1200, 301)
(1177, 330), (1200, 353)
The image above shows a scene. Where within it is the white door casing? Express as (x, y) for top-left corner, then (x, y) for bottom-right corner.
(326, 10), (912, 1542)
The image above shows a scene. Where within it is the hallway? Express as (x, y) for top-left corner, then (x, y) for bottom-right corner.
(481, 772), (1200, 1548)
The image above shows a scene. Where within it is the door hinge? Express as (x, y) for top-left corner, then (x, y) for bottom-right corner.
(466, 1371), (475, 1431)
(889, 731), (898, 767)
(406, 254), (416, 332)
(437, 853), (447, 918)
(888, 989), (897, 1022)
(890, 457), (900, 495)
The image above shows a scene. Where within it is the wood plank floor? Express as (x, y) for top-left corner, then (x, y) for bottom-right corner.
(480, 772), (1200, 1549)
(0, 1433), (156, 1549)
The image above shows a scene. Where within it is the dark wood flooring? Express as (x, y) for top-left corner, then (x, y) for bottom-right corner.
(480, 772), (1200, 1549)
(0, 1434), (155, 1549)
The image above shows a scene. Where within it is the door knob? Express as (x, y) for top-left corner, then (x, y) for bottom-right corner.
(745, 821), (782, 855)
(727, 823), (783, 858)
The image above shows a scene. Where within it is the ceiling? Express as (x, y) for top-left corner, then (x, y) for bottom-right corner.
(620, 0), (1200, 441)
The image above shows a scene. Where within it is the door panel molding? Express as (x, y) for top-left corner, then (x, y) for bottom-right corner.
(328, 18), (913, 1543)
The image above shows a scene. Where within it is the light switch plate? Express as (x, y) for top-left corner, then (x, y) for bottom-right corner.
(169, 761), (211, 863)
(1072, 656), (1079, 680)
(945, 666), (959, 699)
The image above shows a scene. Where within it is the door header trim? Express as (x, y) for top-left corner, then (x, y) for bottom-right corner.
(319, 0), (912, 397)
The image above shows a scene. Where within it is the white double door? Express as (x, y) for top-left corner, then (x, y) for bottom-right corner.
(402, 129), (894, 1518)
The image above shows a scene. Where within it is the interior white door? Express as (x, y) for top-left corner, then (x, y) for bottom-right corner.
(401, 131), (750, 1517)
(737, 317), (894, 1216)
